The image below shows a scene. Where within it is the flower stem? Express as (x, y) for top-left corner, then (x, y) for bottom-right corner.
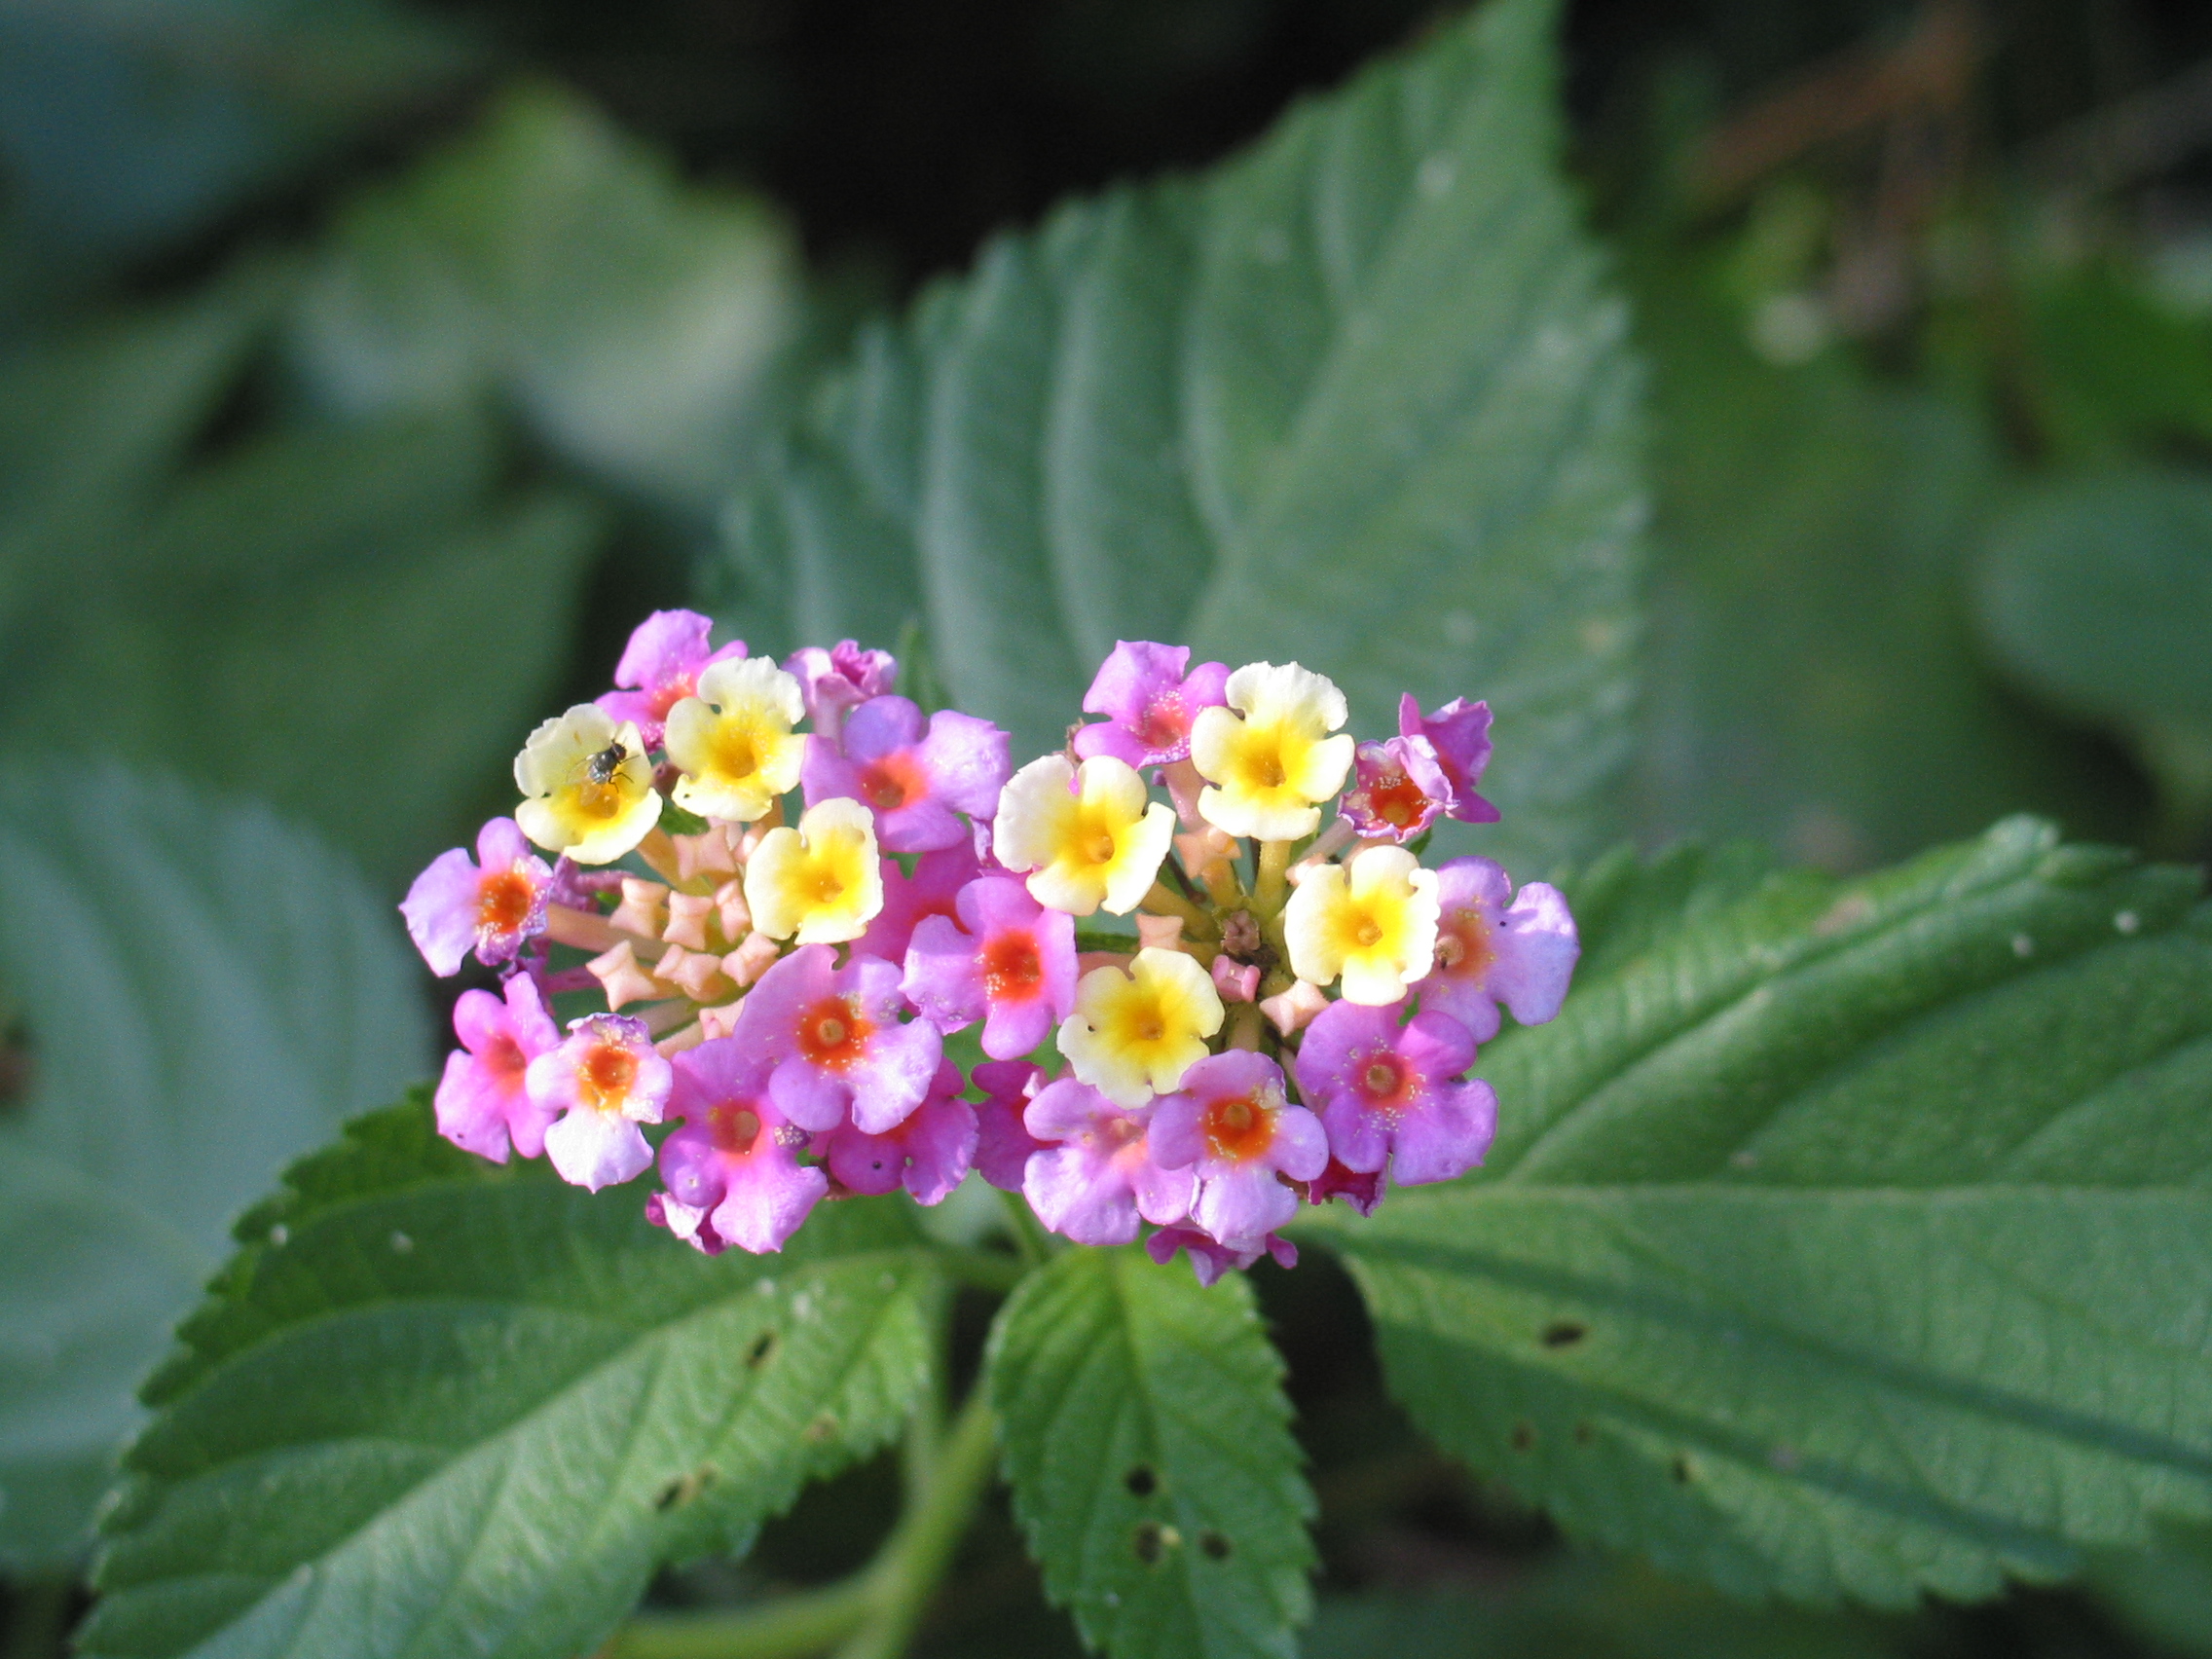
(603, 1578), (877, 1659)
(1141, 881), (1216, 939)
(1253, 839), (1294, 916)
(998, 1187), (1057, 1266)
(834, 1387), (1000, 1659)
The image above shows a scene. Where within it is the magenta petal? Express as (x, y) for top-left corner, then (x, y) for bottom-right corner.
(711, 1159), (829, 1253)
(1294, 1000), (1395, 1102)
(615, 609), (718, 692)
(920, 711), (1013, 819)
(432, 1047), (512, 1162)
(903, 912), (985, 1033)
(1272, 1107), (1331, 1182)
(543, 1108), (653, 1191)
(771, 1057), (852, 1133)
(1127, 1155), (1194, 1227)
(847, 1020), (944, 1135)
(1491, 880), (1580, 1026)
(1400, 1010), (1479, 1080)
(855, 842), (979, 963)
(1193, 1163), (1297, 1249)
(823, 1124), (909, 1196)
(898, 1096), (978, 1204)
(974, 1096), (1043, 1190)
(1025, 1144), (1139, 1244)
(1144, 1091), (1205, 1170)
(1388, 1078), (1498, 1185)
(1072, 642), (1232, 767)
(1320, 1094), (1391, 1173)
(657, 1122), (732, 1211)
(400, 848), (481, 977)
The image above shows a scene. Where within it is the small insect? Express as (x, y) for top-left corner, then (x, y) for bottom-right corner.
(584, 740), (629, 786)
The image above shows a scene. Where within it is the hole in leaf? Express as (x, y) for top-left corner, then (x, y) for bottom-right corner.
(1200, 1531), (1231, 1560)
(1541, 1321), (1586, 1347)
(1124, 1465), (1157, 1497)
(1132, 1523), (1164, 1565)
(1510, 1421), (1534, 1451)
(653, 1464), (718, 1510)
(747, 1331), (778, 1370)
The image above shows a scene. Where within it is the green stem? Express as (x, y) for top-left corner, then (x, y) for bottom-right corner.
(1139, 881), (1216, 939)
(998, 1187), (1056, 1266)
(1253, 839), (1293, 916)
(833, 1388), (1001, 1659)
(604, 1578), (878, 1659)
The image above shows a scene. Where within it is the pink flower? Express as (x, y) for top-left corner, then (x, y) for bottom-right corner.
(400, 817), (553, 976)
(1072, 642), (1231, 769)
(1295, 999), (1496, 1186)
(731, 945), (942, 1134)
(652, 1039), (828, 1254)
(432, 974), (560, 1161)
(596, 609), (745, 748)
(1148, 1051), (1328, 1247)
(971, 1059), (1047, 1190)
(1419, 857), (1579, 1042)
(787, 640), (898, 736)
(1304, 1158), (1383, 1216)
(527, 1014), (675, 1191)
(803, 695), (1011, 853)
(1020, 1078), (1193, 1245)
(1338, 736), (1454, 844)
(815, 1058), (976, 1204)
(1145, 1225), (1297, 1287)
(903, 875), (1077, 1059)
(1397, 695), (1500, 824)
(852, 840), (979, 964)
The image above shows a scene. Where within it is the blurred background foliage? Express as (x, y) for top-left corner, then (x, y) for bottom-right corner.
(4, 0), (2212, 1654)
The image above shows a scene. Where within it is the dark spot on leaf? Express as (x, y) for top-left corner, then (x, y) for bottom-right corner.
(1200, 1531), (1231, 1560)
(747, 1331), (778, 1370)
(1573, 1421), (1594, 1445)
(1510, 1421), (1534, 1451)
(1132, 1522), (1164, 1564)
(653, 1464), (718, 1510)
(1541, 1321), (1586, 1347)
(1673, 1455), (1695, 1484)
(804, 1412), (838, 1443)
(1124, 1465), (1157, 1496)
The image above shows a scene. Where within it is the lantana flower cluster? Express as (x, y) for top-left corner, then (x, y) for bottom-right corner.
(402, 612), (1578, 1282)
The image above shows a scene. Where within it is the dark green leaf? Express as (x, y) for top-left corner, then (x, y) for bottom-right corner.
(1629, 273), (2135, 869)
(0, 766), (427, 1567)
(83, 1099), (940, 1659)
(987, 1246), (1313, 1659)
(1303, 818), (2212, 1604)
(1974, 467), (2212, 841)
(710, 0), (1643, 870)
(291, 84), (801, 510)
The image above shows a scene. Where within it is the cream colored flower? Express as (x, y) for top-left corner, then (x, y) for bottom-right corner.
(1284, 845), (1439, 1005)
(744, 796), (883, 944)
(993, 754), (1173, 916)
(664, 656), (806, 823)
(1058, 947), (1224, 1107)
(513, 706), (662, 865)
(1189, 662), (1355, 840)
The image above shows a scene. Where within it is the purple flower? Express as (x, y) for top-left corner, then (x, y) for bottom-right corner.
(816, 1058), (976, 1204)
(400, 817), (553, 976)
(852, 840), (979, 964)
(1304, 1158), (1384, 1216)
(1020, 1078), (1193, 1245)
(1338, 736), (1454, 843)
(1145, 1225), (1298, 1287)
(652, 1038), (828, 1254)
(432, 974), (561, 1162)
(903, 875), (1077, 1059)
(1148, 1051), (1327, 1248)
(732, 944), (943, 1134)
(787, 640), (898, 736)
(1295, 999), (1496, 1186)
(528, 1014), (675, 1191)
(1072, 642), (1231, 769)
(1398, 695), (1500, 824)
(971, 1059), (1047, 1191)
(1419, 857), (1580, 1042)
(597, 608), (745, 749)
(803, 695), (1011, 853)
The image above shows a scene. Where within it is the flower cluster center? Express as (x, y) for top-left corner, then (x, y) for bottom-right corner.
(581, 1043), (640, 1111)
(799, 997), (872, 1068)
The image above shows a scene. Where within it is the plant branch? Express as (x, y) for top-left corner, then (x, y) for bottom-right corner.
(600, 1575), (876, 1659)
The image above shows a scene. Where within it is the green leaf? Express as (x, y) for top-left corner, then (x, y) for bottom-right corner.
(1302, 817), (2212, 1604)
(82, 1099), (940, 1659)
(711, 0), (1642, 870)
(1628, 271), (2132, 870)
(1974, 468), (2212, 843)
(0, 766), (427, 1567)
(0, 411), (607, 886)
(291, 83), (801, 510)
(986, 1246), (1313, 1659)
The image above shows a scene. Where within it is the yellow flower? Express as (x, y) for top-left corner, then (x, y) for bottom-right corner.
(744, 797), (883, 943)
(1059, 947), (1224, 1107)
(1284, 845), (1439, 1006)
(1190, 662), (1355, 841)
(513, 706), (663, 865)
(993, 754), (1173, 916)
(664, 656), (807, 824)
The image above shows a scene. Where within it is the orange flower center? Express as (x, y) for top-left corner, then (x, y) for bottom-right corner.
(1201, 1091), (1275, 1162)
(860, 753), (928, 814)
(1365, 771), (1431, 829)
(1135, 699), (1187, 750)
(477, 868), (536, 934)
(709, 1102), (762, 1156)
(1435, 907), (1494, 978)
(981, 932), (1045, 1000)
(580, 1043), (639, 1112)
(798, 997), (872, 1069)
(1359, 1052), (1411, 1108)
